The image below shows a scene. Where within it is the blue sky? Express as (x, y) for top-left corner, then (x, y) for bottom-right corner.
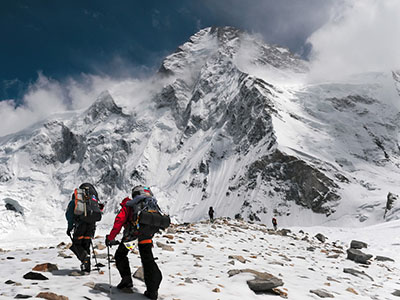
(1, 0), (335, 102)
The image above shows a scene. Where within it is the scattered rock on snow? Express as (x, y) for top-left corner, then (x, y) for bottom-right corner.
(343, 268), (374, 281)
(95, 243), (106, 250)
(14, 294), (32, 299)
(23, 272), (49, 280)
(315, 233), (327, 243)
(56, 242), (66, 249)
(350, 240), (368, 249)
(310, 289), (334, 298)
(272, 287), (288, 298)
(346, 248), (372, 264)
(156, 241), (174, 251)
(57, 252), (72, 259)
(5, 279), (15, 284)
(36, 291), (68, 300)
(228, 255), (247, 263)
(346, 287), (358, 295)
(228, 269), (283, 293)
(33, 263), (58, 272)
(375, 255), (395, 262)
(212, 288), (220, 293)
(133, 267), (144, 281)
(392, 290), (400, 297)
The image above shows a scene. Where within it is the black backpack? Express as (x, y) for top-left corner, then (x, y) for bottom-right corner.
(73, 183), (103, 223)
(124, 186), (170, 239)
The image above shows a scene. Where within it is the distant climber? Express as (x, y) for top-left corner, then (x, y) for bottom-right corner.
(272, 217), (277, 230)
(208, 206), (215, 222)
(105, 185), (170, 299)
(66, 183), (103, 273)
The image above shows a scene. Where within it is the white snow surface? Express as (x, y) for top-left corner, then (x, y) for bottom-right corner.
(0, 218), (399, 299)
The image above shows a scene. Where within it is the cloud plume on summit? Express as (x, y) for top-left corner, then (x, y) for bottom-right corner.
(307, 0), (400, 81)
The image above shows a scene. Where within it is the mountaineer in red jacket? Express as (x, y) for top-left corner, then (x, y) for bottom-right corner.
(105, 186), (162, 300)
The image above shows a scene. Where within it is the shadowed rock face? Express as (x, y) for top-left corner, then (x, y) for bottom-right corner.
(53, 125), (87, 164)
(247, 150), (340, 215)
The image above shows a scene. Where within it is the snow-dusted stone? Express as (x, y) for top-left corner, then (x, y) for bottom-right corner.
(346, 249), (372, 264)
(56, 242), (66, 249)
(310, 289), (334, 298)
(95, 243), (106, 250)
(36, 292), (68, 300)
(247, 278), (284, 293)
(392, 290), (400, 297)
(228, 268), (283, 293)
(156, 241), (174, 251)
(32, 263), (58, 272)
(272, 287), (288, 298)
(346, 287), (358, 295)
(315, 233), (327, 243)
(23, 272), (48, 280)
(14, 294), (32, 299)
(228, 255), (247, 263)
(375, 255), (395, 262)
(350, 240), (368, 249)
(343, 268), (374, 281)
(133, 267), (144, 281)
(57, 252), (72, 259)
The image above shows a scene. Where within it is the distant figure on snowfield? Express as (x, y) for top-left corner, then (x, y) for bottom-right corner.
(272, 217), (277, 230)
(208, 206), (215, 222)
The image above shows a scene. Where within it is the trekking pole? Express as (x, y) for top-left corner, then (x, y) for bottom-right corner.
(90, 239), (101, 273)
(107, 245), (112, 294)
(106, 240), (119, 294)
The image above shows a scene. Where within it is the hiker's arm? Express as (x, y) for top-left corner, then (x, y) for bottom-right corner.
(65, 199), (75, 231)
(108, 206), (128, 241)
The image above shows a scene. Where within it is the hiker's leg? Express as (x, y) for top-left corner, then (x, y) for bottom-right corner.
(114, 242), (132, 288)
(139, 242), (162, 294)
(115, 242), (131, 278)
(71, 223), (89, 262)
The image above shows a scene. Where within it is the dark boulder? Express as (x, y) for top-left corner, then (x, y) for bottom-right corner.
(346, 249), (372, 264)
(23, 272), (48, 280)
(350, 240), (368, 249)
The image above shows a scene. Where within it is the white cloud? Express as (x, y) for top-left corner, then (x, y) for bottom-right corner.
(0, 72), (166, 137)
(307, 0), (400, 82)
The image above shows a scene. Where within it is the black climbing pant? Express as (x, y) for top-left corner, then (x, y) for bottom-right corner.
(70, 222), (96, 262)
(114, 239), (162, 293)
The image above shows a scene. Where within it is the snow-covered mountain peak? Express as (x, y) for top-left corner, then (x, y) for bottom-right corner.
(1, 27), (400, 240)
(159, 26), (307, 78)
(84, 90), (125, 123)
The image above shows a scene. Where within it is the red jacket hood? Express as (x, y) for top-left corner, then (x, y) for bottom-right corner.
(120, 197), (131, 207)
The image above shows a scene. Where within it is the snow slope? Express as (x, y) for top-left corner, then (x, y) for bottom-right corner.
(1, 218), (399, 300)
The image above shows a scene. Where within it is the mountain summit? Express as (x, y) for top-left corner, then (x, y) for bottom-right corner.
(1, 27), (400, 237)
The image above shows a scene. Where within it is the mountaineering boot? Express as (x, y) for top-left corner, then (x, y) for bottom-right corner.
(117, 276), (133, 289)
(144, 290), (158, 300)
(81, 256), (91, 273)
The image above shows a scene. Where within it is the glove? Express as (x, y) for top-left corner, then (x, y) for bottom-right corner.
(105, 235), (112, 247)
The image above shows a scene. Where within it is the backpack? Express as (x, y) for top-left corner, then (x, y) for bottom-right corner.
(123, 187), (170, 240)
(73, 186), (102, 223)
